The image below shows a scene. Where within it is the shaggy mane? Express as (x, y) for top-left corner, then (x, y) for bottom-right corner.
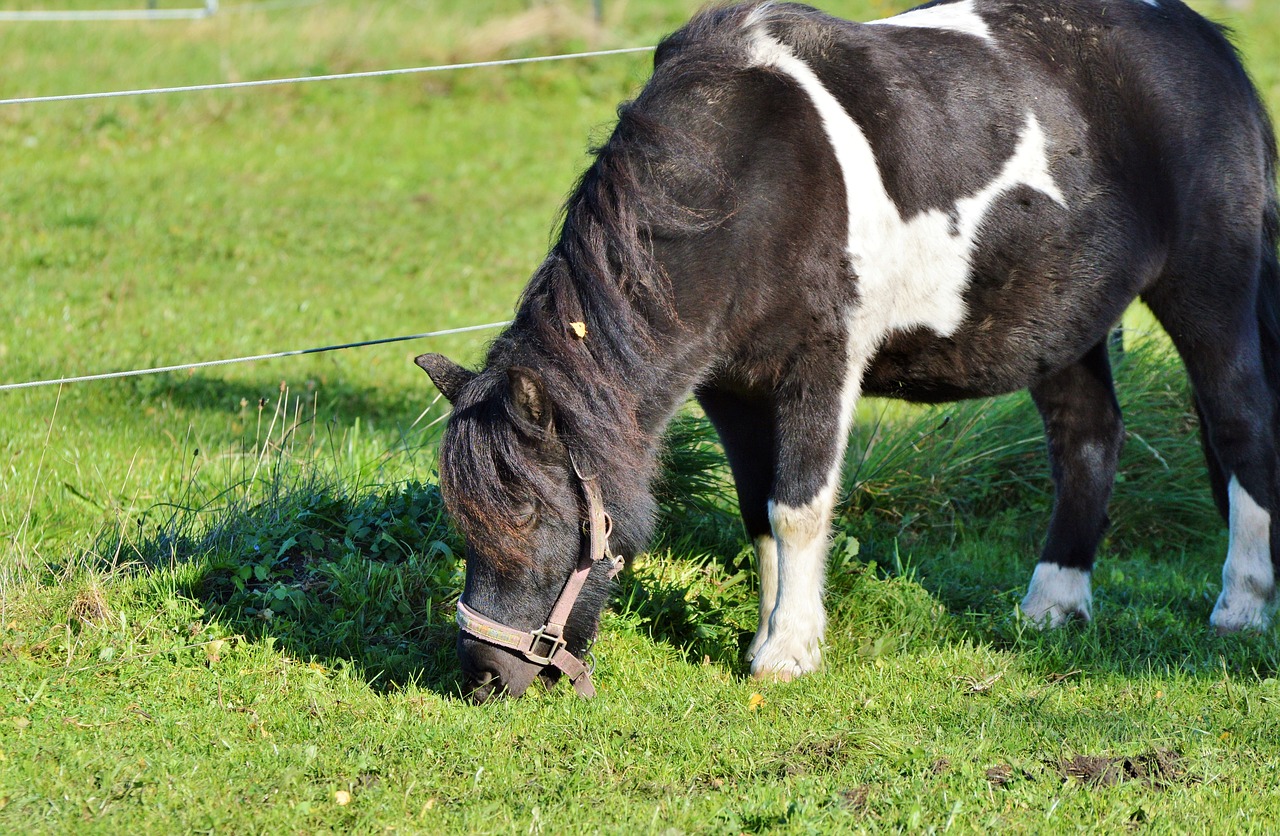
(436, 5), (767, 564)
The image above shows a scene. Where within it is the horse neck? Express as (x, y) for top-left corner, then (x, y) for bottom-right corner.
(503, 305), (708, 475)
(603, 303), (720, 430)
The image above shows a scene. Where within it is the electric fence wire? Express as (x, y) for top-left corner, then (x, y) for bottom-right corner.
(0, 321), (510, 391)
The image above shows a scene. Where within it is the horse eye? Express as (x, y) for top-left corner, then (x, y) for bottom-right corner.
(513, 502), (539, 529)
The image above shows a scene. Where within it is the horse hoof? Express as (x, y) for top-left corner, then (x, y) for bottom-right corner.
(1210, 594), (1273, 634)
(1019, 602), (1090, 630)
(745, 630), (770, 662)
(749, 638), (821, 681)
(1020, 564), (1092, 629)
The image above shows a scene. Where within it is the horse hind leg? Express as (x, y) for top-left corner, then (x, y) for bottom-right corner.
(1214, 475), (1274, 632)
(1195, 396), (1231, 522)
(1021, 341), (1125, 627)
(1196, 368), (1275, 634)
(1145, 254), (1279, 632)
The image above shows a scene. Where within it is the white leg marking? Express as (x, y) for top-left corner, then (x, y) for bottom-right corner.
(1211, 477), (1275, 633)
(746, 30), (1066, 360)
(1020, 563), (1093, 628)
(751, 486), (838, 681)
(865, 0), (995, 43)
(747, 534), (779, 660)
(748, 347), (866, 680)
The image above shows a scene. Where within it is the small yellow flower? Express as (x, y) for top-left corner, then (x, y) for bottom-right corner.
(335, 790), (352, 806)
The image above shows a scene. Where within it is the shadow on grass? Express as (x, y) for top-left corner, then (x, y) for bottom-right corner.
(98, 338), (1280, 699)
(613, 554), (757, 670)
(854, 519), (1280, 681)
(122, 372), (433, 426)
(821, 336), (1280, 680)
(13, 367), (445, 453)
(86, 410), (757, 693)
(108, 471), (471, 699)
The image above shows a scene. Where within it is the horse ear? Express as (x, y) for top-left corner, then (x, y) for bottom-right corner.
(507, 366), (552, 430)
(414, 353), (476, 404)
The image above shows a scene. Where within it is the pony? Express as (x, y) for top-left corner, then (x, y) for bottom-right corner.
(415, 0), (1280, 701)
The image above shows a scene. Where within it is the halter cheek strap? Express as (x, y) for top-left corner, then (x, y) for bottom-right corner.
(455, 464), (623, 698)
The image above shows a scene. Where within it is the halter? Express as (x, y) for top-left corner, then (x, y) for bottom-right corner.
(455, 456), (623, 698)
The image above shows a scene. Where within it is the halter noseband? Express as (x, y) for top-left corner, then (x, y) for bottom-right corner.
(455, 456), (623, 698)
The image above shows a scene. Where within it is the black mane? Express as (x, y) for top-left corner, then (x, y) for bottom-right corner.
(437, 5), (767, 560)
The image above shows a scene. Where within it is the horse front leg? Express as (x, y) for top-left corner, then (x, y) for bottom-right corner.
(751, 484), (839, 680)
(696, 387), (779, 662)
(750, 361), (860, 681)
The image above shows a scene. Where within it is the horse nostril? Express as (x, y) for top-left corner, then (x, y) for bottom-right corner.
(467, 669), (505, 703)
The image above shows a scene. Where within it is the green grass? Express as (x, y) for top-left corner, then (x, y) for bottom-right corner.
(3, 0), (1280, 831)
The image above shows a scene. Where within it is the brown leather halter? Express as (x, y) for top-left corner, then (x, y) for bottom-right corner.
(455, 456), (622, 698)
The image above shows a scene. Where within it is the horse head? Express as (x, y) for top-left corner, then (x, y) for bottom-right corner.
(415, 352), (629, 702)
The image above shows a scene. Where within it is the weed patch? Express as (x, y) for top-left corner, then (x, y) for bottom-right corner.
(135, 473), (464, 689)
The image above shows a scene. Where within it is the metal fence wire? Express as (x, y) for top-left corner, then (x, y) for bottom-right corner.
(0, 36), (656, 391)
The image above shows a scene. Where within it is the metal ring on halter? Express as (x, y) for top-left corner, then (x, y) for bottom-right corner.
(588, 512), (614, 542)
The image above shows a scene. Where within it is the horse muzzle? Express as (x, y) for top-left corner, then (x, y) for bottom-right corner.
(454, 458), (622, 702)
(455, 596), (600, 699)
(457, 631), (555, 702)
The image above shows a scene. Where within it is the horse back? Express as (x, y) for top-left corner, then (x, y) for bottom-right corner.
(718, 0), (1276, 401)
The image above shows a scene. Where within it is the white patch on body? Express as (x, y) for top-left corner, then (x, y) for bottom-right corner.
(866, 0), (995, 43)
(746, 29), (1065, 363)
(1211, 477), (1275, 633)
(1020, 563), (1093, 628)
(747, 534), (780, 659)
(743, 23), (1068, 678)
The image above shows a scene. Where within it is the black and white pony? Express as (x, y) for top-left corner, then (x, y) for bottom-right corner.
(416, 0), (1279, 700)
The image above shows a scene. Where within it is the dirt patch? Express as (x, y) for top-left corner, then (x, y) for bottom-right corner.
(779, 735), (854, 777)
(837, 785), (872, 811)
(1059, 749), (1190, 789)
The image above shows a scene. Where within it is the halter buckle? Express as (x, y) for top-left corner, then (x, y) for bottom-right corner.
(525, 626), (567, 666)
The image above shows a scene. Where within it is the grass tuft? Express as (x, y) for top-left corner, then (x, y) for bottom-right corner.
(651, 411), (739, 555)
(67, 582), (115, 631)
(843, 335), (1217, 555)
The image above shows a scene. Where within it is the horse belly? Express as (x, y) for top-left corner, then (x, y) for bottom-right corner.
(862, 327), (1055, 402)
(860, 274), (1124, 404)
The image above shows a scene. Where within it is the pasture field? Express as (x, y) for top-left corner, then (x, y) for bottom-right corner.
(3, 0), (1280, 831)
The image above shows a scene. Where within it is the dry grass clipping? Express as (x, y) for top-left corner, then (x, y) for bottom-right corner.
(458, 3), (608, 60)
